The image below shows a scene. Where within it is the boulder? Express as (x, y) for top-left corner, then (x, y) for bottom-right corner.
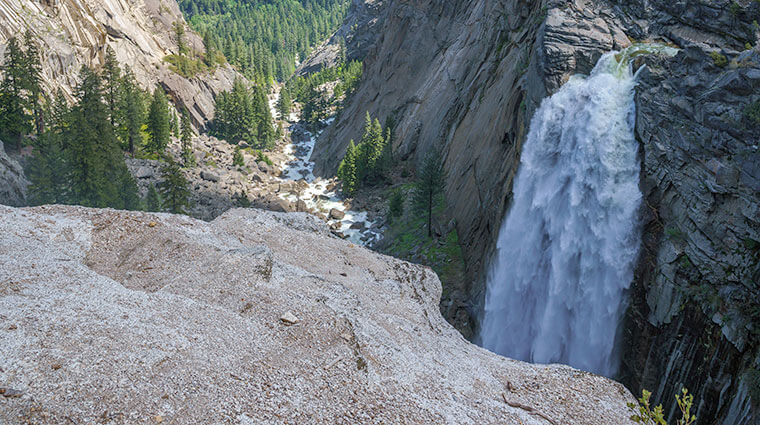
(329, 208), (345, 220)
(134, 166), (154, 179)
(200, 171), (220, 182)
(0, 141), (29, 207)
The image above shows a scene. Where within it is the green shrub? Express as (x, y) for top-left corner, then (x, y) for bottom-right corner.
(710, 51), (728, 67)
(628, 388), (696, 425)
(745, 100), (760, 125)
(232, 146), (244, 167)
(388, 188), (405, 220)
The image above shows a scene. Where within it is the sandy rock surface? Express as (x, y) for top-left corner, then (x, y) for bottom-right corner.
(0, 205), (635, 424)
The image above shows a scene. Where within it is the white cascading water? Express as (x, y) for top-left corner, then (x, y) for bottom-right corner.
(479, 45), (677, 376)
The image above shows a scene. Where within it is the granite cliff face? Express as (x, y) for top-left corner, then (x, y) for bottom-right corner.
(0, 205), (637, 424)
(312, 0), (760, 422)
(0, 0), (238, 129)
(0, 141), (29, 207)
(312, 0), (635, 338)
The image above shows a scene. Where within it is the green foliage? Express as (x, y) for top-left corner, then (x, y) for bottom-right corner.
(180, 109), (196, 167)
(745, 100), (760, 126)
(102, 47), (121, 128)
(285, 60), (362, 124)
(178, 0), (350, 83)
(118, 70), (147, 155)
(412, 148), (446, 237)
(381, 190), (464, 295)
(159, 156), (192, 214)
(146, 87), (171, 154)
(336, 112), (393, 196)
(388, 188), (404, 222)
(337, 140), (358, 196)
(235, 190), (251, 207)
(164, 54), (211, 79)
(278, 88), (292, 117)
(146, 183), (161, 212)
(46, 66), (140, 209)
(628, 388), (696, 425)
(212, 77), (274, 149)
(233, 145), (245, 166)
(0, 34), (41, 150)
(710, 51), (728, 67)
(26, 130), (67, 205)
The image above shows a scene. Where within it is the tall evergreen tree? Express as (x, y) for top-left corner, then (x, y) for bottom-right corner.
(26, 129), (68, 205)
(146, 183), (161, 212)
(180, 109), (195, 167)
(23, 31), (44, 136)
(412, 148), (446, 237)
(119, 70), (145, 155)
(174, 21), (188, 56)
(102, 46), (121, 128)
(159, 156), (191, 214)
(277, 88), (291, 118)
(337, 139), (358, 196)
(146, 87), (170, 154)
(66, 66), (138, 208)
(0, 37), (31, 150)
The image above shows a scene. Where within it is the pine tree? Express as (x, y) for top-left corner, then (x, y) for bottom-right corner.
(355, 113), (386, 185)
(102, 46), (121, 128)
(23, 31), (44, 136)
(174, 21), (188, 56)
(278, 88), (291, 118)
(232, 145), (244, 167)
(26, 130), (68, 205)
(66, 66), (138, 209)
(119, 70), (145, 155)
(159, 156), (191, 214)
(0, 37), (31, 150)
(388, 188), (405, 223)
(146, 87), (170, 154)
(412, 148), (446, 237)
(337, 139), (358, 196)
(180, 109), (195, 167)
(146, 183), (161, 212)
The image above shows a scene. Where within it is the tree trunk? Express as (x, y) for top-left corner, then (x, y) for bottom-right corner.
(427, 190), (432, 238)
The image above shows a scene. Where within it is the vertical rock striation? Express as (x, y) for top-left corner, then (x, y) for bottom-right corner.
(313, 0), (760, 422)
(0, 0), (239, 129)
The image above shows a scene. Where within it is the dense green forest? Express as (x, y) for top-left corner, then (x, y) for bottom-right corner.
(283, 59), (362, 124)
(211, 77), (275, 149)
(178, 0), (350, 84)
(0, 36), (191, 212)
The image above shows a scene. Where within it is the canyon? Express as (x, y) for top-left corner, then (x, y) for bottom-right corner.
(0, 0), (759, 423)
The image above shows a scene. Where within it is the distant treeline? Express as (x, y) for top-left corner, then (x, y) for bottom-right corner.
(178, 0), (350, 84)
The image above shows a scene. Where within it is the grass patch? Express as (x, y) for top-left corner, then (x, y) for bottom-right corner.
(380, 195), (465, 298)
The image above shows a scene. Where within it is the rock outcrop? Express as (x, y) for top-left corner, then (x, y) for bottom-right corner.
(0, 0), (238, 129)
(311, 0), (760, 422)
(295, 0), (386, 76)
(0, 141), (29, 207)
(624, 35), (760, 425)
(0, 205), (636, 424)
(312, 0), (634, 336)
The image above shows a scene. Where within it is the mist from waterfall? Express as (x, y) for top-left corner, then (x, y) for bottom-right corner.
(479, 46), (675, 376)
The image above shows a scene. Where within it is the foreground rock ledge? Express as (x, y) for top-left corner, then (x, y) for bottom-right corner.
(0, 205), (635, 424)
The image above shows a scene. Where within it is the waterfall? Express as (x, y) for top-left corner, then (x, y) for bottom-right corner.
(479, 45), (677, 376)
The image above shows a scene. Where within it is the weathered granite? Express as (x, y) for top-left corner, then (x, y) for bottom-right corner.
(0, 204), (637, 424)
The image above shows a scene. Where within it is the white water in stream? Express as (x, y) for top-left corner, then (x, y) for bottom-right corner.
(268, 90), (383, 246)
(479, 46), (677, 376)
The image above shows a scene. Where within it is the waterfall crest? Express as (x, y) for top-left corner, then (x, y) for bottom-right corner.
(479, 46), (676, 376)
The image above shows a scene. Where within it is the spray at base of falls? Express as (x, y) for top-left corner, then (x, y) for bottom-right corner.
(479, 45), (678, 377)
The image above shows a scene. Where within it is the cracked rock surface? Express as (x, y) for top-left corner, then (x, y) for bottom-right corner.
(0, 205), (635, 424)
